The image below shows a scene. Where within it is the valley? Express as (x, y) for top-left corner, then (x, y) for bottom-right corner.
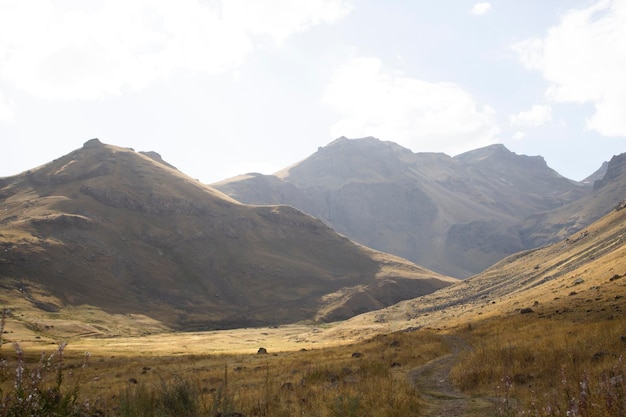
(1, 138), (625, 416)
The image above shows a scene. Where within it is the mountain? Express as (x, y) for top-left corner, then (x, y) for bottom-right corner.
(352, 198), (626, 330)
(519, 152), (626, 247)
(0, 139), (456, 331)
(582, 160), (609, 186)
(213, 137), (589, 278)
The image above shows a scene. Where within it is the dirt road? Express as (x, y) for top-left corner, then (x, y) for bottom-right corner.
(408, 336), (496, 416)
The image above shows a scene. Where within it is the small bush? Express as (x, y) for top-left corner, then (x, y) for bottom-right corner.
(0, 341), (91, 417)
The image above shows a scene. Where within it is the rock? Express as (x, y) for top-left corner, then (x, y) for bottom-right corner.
(592, 350), (618, 361)
(351, 352), (363, 358)
(83, 138), (102, 148)
(257, 347), (267, 355)
(513, 373), (534, 385)
(520, 308), (534, 314)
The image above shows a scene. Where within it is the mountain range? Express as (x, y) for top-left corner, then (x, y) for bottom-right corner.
(213, 137), (622, 278)
(1, 137), (624, 333)
(0, 139), (455, 331)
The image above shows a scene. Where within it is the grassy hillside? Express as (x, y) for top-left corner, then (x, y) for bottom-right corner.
(0, 196), (624, 416)
(0, 139), (455, 331)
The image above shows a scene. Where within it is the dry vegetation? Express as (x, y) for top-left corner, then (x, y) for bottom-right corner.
(0, 319), (450, 416)
(451, 315), (626, 416)
(3, 286), (626, 416)
(1, 142), (625, 415)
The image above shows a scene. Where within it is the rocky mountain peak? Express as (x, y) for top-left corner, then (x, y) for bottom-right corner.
(214, 138), (593, 278)
(83, 138), (103, 148)
(594, 153), (626, 190)
(455, 143), (547, 168)
(139, 151), (178, 170)
(582, 161), (608, 186)
(1, 139), (455, 329)
(282, 137), (415, 187)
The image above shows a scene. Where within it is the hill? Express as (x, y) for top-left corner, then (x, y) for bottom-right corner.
(519, 152), (626, 247)
(0, 139), (456, 332)
(213, 137), (589, 277)
(350, 198), (626, 330)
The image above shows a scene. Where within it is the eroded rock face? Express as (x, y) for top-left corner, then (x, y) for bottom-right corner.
(83, 138), (103, 148)
(79, 185), (216, 215)
(214, 137), (590, 278)
(594, 153), (626, 191)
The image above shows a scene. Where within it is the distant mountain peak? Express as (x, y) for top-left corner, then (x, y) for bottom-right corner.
(455, 143), (512, 161)
(139, 151), (178, 170)
(582, 161), (609, 186)
(325, 136), (388, 149)
(214, 137), (592, 278)
(1, 139), (455, 329)
(455, 144), (550, 172)
(594, 153), (626, 190)
(83, 138), (103, 148)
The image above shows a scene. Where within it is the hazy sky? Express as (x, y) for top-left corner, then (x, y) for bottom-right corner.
(1, 0), (625, 183)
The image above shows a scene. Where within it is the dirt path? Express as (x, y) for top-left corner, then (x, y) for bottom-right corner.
(408, 336), (495, 416)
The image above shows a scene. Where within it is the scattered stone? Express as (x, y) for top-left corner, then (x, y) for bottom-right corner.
(391, 362), (402, 368)
(513, 373), (534, 385)
(257, 347), (267, 355)
(280, 382), (294, 391)
(128, 378), (138, 384)
(351, 352), (363, 358)
(573, 278), (584, 285)
(390, 340), (400, 348)
(592, 350), (618, 362)
(520, 308), (534, 314)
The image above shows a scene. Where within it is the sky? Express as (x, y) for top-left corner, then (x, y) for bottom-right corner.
(1, 0), (625, 183)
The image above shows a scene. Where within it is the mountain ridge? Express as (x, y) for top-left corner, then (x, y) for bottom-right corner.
(213, 137), (593, 277)
(0, 139), (456, 331)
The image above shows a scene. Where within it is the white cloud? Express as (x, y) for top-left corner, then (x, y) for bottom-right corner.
(512, 0), (626, 136)
(0, 90), (14, 123)
(512, 131), (526, 141)
(224, 0), (352, 44)
(509, 104), (552, 128)
(0, 0), (352, 101)
(470, 3), (491, 16)
(321, 57), (500, 154)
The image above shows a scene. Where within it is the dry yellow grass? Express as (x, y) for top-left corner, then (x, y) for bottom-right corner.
(1, 325), (450, 416)
(2, 164), (625, 415)
(450, 314), (626, 416)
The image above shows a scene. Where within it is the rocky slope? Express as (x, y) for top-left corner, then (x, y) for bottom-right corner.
(0, 139), (456, 330)
(213, 137), (589, 277)
(519, 152), (626, 247)
(351, 199), (626, 331)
